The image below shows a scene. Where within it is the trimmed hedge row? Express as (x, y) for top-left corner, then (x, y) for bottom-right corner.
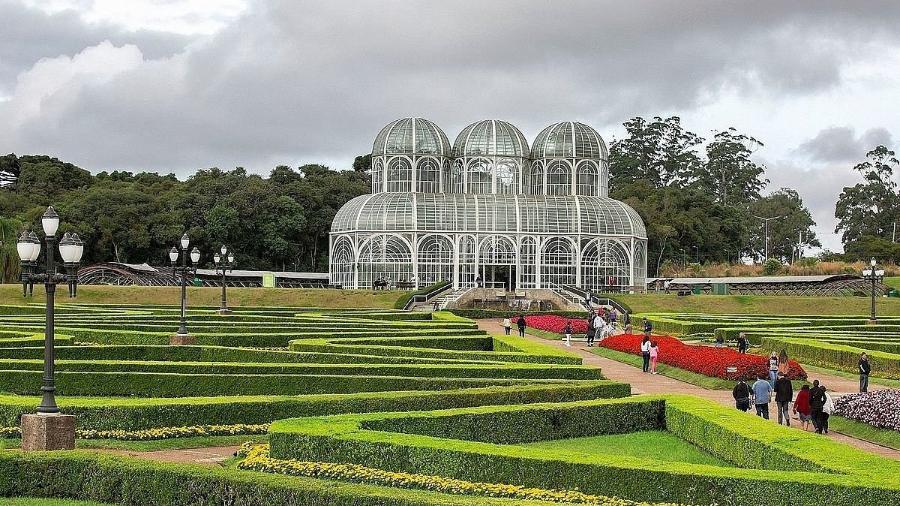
(0, 382), (629, 430)
(0, 451), (559, 506)
(758, 337), (900, 379)
(449, 309), (588, 320)
(0, 370), (576, 397)
(268, 395), (900, 506)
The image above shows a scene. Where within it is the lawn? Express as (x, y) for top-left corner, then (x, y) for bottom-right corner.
(830, 416), (900, 451)
(616, 293), (900, 315)
(521, 430), (730, 467)
(0, 284), (402, 308)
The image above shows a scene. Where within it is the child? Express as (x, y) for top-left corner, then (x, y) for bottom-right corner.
(563, 321), (572, 347)
(649, 340), (659, 374)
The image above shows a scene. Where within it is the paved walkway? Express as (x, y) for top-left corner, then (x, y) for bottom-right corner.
(480, 320), (900, 460)
(99, 445), (239, 465)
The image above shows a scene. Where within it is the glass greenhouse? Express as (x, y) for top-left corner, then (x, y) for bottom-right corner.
(330, 117), (648, 292)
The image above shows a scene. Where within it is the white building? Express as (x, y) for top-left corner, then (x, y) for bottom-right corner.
(330, 118), (647, 292)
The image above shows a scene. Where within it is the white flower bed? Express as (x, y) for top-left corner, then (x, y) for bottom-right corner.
(834, 390), (900, 431)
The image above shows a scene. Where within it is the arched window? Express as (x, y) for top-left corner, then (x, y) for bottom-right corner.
(372, 158), (384, 193)
(633, 240), (646, 289)
(416, 158), (440, 193)
(417, 235), (453, 286)
(519, 237), (537, 288)
(330, 237), (355, 288)
(457, 235), (476, 287)
(450, 160), (465, 194)
(529, 163), (544, 195)
(576, 161), (598, 196)
(441, 160), (451, 193)
(479, 236), (516, 265)
(547, 161), (571, 196)
(581, 239), (630, 292)
(495, 160), (518, 195)
(386, 157), (412, 192)
(541, 237), (575, 287)
(467, 159), (492, 193)
(358, 234), (413, 289)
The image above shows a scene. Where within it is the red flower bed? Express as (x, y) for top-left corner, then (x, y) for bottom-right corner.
(522, 315), (588, 334)
(600, 334), (807, 381)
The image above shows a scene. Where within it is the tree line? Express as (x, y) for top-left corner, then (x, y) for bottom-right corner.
(1, 116), (895, 283)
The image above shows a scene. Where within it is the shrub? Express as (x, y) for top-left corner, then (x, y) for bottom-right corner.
(599, 334), (806, 381)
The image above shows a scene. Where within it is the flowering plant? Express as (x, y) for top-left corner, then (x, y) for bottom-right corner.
(0, 423), (269, 441)
(834, 390), (900, 431)
(600, 334), (807, 381)
(524, 315), (588, 334)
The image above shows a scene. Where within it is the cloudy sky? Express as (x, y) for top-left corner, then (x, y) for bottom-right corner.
(3, 0), (900, 252)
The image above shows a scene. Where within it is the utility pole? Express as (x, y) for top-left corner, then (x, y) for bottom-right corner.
(752, 214), (785, 261)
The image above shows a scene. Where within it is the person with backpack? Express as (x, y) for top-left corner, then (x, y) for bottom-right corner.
(563, 321), (572, 347)
(642, 318), (652, 336)
(859, 352), (872, 393)
(516, 314), (526, 338)
(737, 332), (749, 354)
(732, 379), (751, 412)
(774, 372), (793, 427)
(809, 380), (826, 433)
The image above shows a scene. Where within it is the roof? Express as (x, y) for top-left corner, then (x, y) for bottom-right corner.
(372, 117), (451, 157)
(195, 269), (329, 280)
(452, 119), (529, 158)
(531, 121), (607, 160)
(109, 262), (159, 273)
(331, 192), (647, 238)
(662, 275), (861, 285)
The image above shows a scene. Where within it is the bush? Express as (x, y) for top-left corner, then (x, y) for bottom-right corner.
(834, 390), (900, 431)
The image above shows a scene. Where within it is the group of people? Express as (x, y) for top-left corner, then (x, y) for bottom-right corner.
(500, 315), (528, 337)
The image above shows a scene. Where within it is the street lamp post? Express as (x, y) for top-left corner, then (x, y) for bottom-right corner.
(16, 206), (82, 450)
(213, 245), (235, 315)
(862, 257), (884, 325)
(169, 233), (200, 344)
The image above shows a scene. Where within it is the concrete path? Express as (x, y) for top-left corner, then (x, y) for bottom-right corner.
(99, 445), (239, 465)
(479, 319), (900, 460)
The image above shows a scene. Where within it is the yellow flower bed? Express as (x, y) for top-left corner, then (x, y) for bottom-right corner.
(0, 423), (269, 441)
(236, 443), (677, 506)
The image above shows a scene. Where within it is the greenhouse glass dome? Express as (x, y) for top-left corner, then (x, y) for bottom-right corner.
(330, 117), (648, 292)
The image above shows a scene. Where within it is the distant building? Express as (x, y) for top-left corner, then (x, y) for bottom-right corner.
(329, 118), (648, 291)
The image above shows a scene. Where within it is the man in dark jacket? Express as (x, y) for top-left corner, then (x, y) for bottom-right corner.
(808, 379), (826, 433)
(774, 373), (794, 426)
(732, 379), (751, 412)
(859, 353), (872, 393)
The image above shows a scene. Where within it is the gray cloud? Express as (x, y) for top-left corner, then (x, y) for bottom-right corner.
(796, 126), (894, 164)
(0, 0), (191, 95)
(3, 0), (900, 179)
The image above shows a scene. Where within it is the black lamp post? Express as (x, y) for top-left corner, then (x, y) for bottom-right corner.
(863, 257), (884, 324)
(213, 245), (235, 315)
(15, 206), (83, 415)
(169, 233), (200, 340)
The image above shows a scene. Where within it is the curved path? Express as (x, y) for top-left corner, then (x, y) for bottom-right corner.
(477, 319), (900, 460)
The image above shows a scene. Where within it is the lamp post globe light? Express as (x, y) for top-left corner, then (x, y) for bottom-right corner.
(213, 245), (235, 315)
(862, 257), (885, 325)
(170, 233), (201, 344)
(15, 206), (82, 451)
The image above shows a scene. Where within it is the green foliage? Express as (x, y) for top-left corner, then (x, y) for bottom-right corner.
(394, 281), (451, 309)
(749, 188), (821, 262)
(835, 145), (900, 245)
(762, 258), (783, 275)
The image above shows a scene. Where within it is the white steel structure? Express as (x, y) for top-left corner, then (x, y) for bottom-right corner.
(330, 117), (648, 292)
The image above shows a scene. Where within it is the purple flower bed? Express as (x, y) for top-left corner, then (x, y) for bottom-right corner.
(834, 390), (900, 431)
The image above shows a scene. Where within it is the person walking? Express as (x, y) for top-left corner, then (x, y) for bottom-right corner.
(649, 340), (659, 374)
(640, 335), (652, 373)
(642, 317), (652, 336)
(563, 321), (572, 347)
(778, 350), (790, 377)
(586, 324), (596, 347)
(858, 352), (871, 393)
(820, 386), (834, 434)
(516, 314), (526, 338)
(768, 352), (779, 387)
(752, 374), (773, 419)
(774, 372), (793, 427)
(732, 378), (751, 412)
(809, 380), (826, 434)
(793, 384), (812, 431)
(501, 317), (512, 336)
(737, 332), (749, 354)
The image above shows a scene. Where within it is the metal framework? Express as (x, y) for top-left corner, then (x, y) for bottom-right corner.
(332, 118), (647, 292)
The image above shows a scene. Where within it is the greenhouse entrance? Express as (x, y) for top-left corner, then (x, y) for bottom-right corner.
(480, 264), (515, 291)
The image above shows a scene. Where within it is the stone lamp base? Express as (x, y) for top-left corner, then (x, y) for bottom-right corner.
(170, 333), (196, 345)
(21, 413), (76, 451)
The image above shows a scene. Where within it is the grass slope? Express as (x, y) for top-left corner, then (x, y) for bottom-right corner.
(830, 417), (900, 451)
(0, 284), (402, 308)
(617, 293), (900, 316)
(522, 431), (730, 467)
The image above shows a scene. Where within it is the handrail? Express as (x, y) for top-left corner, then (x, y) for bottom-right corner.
(560, 285), (630, 316)
(403, 282), (452, 310)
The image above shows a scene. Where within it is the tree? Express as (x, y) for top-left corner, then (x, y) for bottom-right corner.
(835, 145), (900, 245)
(695, 128), (768, 205)
(748, 188), (820, 262)
(0, 216), (22, 283)
(843, 235), (900, 264)
(609, 116), (703, 191)
(353, 154), (372, 173)
(15, 155), (93, 203)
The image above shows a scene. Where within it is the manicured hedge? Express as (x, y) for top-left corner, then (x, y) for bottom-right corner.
(269, 396), (900, 506)
(0, 451), (558, 506)
(449, 309), (588, 320)
(0, 382), (629, 430)
(759, 336), (900, 379)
